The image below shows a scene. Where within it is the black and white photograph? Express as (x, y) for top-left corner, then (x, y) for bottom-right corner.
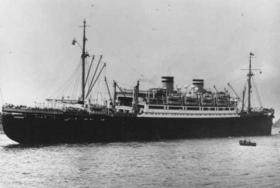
(0, 0), (279, 187)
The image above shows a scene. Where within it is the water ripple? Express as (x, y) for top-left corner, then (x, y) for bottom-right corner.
(1, 129), (280, 187)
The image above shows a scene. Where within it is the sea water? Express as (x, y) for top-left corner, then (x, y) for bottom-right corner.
(1, 129), (280, 188)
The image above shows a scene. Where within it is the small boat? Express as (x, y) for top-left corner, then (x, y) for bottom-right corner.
(239, 139), (256, 146)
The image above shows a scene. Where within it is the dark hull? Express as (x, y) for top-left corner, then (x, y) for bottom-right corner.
(2, 113), (273, 144)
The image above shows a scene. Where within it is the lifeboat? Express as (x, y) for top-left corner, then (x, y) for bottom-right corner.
(239, 140), (257, 146)
(201, 91), (214, 106)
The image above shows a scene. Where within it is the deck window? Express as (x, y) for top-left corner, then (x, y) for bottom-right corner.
(169, 106), (183, 110)
(187, 107), (199, 111)
(149, 105), (164, 109)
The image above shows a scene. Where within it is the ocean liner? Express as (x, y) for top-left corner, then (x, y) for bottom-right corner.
(2, 20), (274, 144)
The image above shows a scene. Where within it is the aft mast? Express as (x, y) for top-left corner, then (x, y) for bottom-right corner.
(247, 52), (254, 112)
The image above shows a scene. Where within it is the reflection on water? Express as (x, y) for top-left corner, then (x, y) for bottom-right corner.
(4, 144), (55, 150)
(1, 129), (280, 187)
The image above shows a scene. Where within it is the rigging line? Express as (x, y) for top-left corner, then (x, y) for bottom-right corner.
(70, 71), (79, 99)
(252, 77), (263, 107)
(68, 70), (77, 99)
(58, 62), (81, 94)
(75, 72), (81, 99)
(48, 60), (81, 98)
(60, 64), (81, 98)
(76, 70), (82, 99)
(73, 63), (82, 99)
(53, 75), (75, 99)
(86, 55), (103, 92)
(70, 75), (76, 99)
(85, 55), (95, 87)
(64, 74), (76, 98)
(86, 63), (107, 98)
(62, 62), (82, 97)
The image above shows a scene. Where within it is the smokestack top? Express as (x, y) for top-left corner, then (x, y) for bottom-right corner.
(161, 76), (174, 92)
(192, 79), (204, 89)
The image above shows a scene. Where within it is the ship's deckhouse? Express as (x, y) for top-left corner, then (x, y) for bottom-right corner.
(138, 104), (239, 118)
(114, 76), (240, 118)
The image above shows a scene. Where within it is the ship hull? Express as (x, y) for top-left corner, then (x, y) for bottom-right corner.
(2, 113), (273, 144)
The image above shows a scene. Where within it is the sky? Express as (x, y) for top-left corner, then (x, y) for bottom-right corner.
(0, 0), (280, 118)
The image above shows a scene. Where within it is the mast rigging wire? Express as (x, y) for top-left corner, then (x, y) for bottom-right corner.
(47, 60), (81, 99)
(86, 55), (103, 93)
(252, 77), (263, 108)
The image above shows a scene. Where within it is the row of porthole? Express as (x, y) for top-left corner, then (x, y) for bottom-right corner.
(148, 107), (235, 111)
(144, 112), (236, 116)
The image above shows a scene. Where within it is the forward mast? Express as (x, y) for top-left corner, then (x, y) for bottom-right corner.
(81, 19), (88, 104)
